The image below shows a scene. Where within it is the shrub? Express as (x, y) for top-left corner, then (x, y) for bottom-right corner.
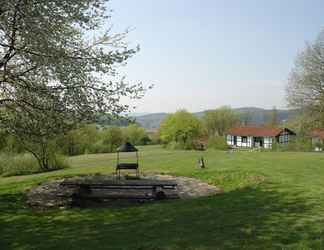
(122, 124), (150, 145)
(0, 153), (39, 176)
(0, 153), (69, 177)
(272, 137), (312, 152)
(86, 140), (106, 154)
(102, 126), (124, 152)
(148, 131), (161, 145)
(47, 154), (70, 171)
(57, 124), (101, 156)
(207, 136), (229, 150)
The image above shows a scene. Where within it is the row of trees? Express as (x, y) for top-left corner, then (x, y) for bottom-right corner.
(0, 124), (152, 157)
(59, 124), (152, 155)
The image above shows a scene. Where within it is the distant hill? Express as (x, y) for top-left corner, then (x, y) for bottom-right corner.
(126, 112), (149, 117)
(133, 113), (168, 129)
(234, 107), (298, 125)
(133, 107), (298, 129)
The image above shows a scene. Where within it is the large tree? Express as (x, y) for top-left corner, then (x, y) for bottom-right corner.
(0, 0), (146, 169)
(160, 110), (203, 148)
(202, 106), (239, 136)
(123, 124), (149, 145)
(287, 31), (324, 126)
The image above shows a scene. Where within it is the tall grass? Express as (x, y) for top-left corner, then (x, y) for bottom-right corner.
(0, 153), (69, 177)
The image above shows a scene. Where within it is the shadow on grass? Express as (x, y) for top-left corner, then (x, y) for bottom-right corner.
(0, 185), (323, 250)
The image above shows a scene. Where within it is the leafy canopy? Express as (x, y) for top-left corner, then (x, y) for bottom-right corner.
(287, 30), (324, 126)
(202, 106), (239, 136)
(0, 0), (145, 122)
(0, 0), (147, 169)
(160, 110), (203, 146)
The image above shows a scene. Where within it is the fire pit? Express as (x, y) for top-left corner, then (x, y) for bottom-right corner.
(26, 174), (223, 209)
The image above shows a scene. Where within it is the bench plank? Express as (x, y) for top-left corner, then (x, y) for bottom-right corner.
(61, 180), (177, 187)
(116, 163), (138, 170)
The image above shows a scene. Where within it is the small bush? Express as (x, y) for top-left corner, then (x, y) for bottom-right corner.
(88, 140), (117, 154)
(123, 124), (149, 145)
(148, 132), (161, 145)
(182, 140), (196, 150)
(87, 141), (106, 154)
(272, 137), (312, 152)
(207, 136), (229, 150)
(47, 154), (70, 171)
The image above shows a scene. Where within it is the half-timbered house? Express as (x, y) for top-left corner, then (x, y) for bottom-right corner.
(225, 126), (296, 149)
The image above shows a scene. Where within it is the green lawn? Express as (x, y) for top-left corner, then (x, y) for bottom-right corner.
(1, 145), (324, 249)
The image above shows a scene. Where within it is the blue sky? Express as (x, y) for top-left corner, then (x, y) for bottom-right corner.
(108, 0), (324, 113)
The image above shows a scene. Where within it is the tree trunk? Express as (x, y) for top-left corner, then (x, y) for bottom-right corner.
(22, 143), (50, 171)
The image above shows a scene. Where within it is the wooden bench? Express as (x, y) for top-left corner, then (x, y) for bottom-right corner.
(60, 180), (178, 201)
(116, 163), (139, 178)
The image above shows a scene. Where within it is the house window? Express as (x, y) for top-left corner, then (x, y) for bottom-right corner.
(264, 137), (273, 148)
(227, 135), (236, 145)
(279, 132), (289, 144)
(242, 136), (247, 143)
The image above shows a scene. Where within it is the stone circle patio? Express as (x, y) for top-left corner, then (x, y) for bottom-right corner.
(26, 174), (223, 209)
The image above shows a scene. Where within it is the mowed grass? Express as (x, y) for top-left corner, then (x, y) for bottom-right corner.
(1, 145), (324, 249)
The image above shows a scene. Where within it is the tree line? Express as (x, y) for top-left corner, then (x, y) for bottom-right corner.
(0, 124), (153, 156)
(159, 107), (240, 150)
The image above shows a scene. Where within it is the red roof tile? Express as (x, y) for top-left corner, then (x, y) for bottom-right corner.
(226, 126), (291, 137)
(309, 128), (324, 139)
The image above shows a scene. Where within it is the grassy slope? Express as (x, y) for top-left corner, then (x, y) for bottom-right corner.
(1, 145), (324, 249)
